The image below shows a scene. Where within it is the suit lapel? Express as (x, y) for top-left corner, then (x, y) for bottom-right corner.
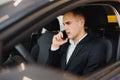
(65, 35), (90, 69)
(61, 42), (70, 70)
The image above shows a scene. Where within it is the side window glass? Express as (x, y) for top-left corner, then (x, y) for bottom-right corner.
(104, 6), (120, 40)
(103, 6), (120, 62)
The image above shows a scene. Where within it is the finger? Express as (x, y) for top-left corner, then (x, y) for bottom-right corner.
(59, 32), (63, 39)
(57, 32), (63, 40)
(55, 32), (63, 41)
(54, 35), (60, 41)
(54, 35), (62, 42)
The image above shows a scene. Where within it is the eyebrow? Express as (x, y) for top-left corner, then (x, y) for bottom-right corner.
(63, 21), (71, 25)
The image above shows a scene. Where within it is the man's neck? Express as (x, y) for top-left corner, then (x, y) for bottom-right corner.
(73, 32), (87, 44)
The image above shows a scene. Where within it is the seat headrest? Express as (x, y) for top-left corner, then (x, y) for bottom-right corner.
(84, 6), (108, 29)
(44, 18), (60, 31)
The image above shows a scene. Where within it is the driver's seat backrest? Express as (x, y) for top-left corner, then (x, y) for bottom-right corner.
(84, 5), (114, 64)
(37, 18), (60, 65)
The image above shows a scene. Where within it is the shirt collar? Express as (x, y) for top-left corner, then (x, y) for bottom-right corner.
(69, 33), (88, 46)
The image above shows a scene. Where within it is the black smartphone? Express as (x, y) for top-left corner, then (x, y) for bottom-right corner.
(62, 30), (68, 40)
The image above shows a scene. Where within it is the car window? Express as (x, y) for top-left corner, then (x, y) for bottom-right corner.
(30, 4), (120, 73)
(21, 5), (120, 66)
(0, 1), (120, 79)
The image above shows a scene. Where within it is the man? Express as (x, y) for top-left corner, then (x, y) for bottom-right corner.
(48, 8), (107, 75)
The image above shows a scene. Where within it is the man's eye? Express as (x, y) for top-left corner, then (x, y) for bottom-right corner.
(66, 22), (70, 25)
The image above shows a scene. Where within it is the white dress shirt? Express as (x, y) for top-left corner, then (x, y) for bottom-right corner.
(51, 33), (88, 64)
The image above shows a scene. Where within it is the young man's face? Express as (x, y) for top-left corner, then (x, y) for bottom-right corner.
(63, 12), (85, 40)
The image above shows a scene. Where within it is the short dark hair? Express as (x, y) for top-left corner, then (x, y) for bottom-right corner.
(69, 7), (85, 20)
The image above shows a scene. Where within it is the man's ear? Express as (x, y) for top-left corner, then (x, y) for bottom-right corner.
(79, 17), (85, 26)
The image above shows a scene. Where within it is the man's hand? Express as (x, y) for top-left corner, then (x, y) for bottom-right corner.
(52, 32), (68, 48)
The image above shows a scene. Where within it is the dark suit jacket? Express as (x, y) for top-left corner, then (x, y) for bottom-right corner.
(48, 34), (107, 75)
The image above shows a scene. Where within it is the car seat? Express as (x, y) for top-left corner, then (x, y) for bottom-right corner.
(31, 18), (60, 65)
(84, 5), (115, 64)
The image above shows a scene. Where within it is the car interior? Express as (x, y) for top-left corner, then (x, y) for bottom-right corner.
(29, 5), (119, 66)
(84, 5), (118, 64)
(31, 18), (60, 64)
(0, 3), (120, 79)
